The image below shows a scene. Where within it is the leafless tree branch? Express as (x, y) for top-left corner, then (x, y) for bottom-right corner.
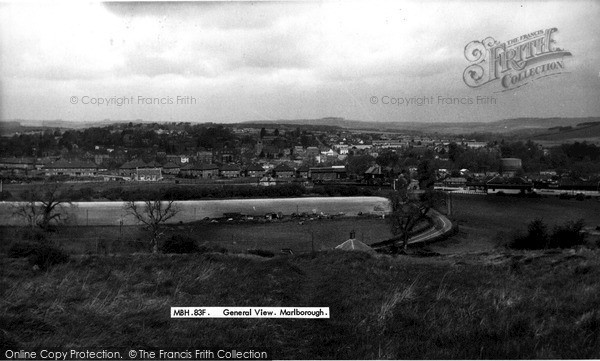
(123, 199), (180, 253)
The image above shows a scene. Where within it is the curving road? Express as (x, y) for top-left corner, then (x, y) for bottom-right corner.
(407, 209), (453, 245)
(369, 208), (454, 250)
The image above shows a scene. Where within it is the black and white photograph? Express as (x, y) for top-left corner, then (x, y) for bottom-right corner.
(1, 0), (600, 359)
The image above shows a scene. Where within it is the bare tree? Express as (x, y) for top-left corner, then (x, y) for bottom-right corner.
(388, 190), (430, 251)
(123, 200), (180, 253)
(388, 173), (446, 251)
(13, 184), (71, 239)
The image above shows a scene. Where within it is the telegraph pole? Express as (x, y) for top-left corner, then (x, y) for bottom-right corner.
(119, 218), (123, 241)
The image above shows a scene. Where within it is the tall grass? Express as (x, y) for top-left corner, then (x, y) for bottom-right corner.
(2, 249), (600, 358)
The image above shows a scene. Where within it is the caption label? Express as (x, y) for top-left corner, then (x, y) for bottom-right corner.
(171, 307), (330, 318)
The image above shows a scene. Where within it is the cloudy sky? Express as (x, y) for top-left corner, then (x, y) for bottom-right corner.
(1, 1), (599, 124)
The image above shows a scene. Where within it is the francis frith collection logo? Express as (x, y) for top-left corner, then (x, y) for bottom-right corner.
(463, 28), (572, 91)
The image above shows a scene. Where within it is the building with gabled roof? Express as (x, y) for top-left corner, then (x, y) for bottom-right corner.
(245, 164), (265, 177)
(364, 164), (385, 183)
(220, 164), (241, 178)
(310, 166), (348, 182)
(259, 176), (276, 186)
(135, 168), (162, 181)
(44, 159), (98, 177)
(0, 157), (37, 175)
(273, 163), (295, 178)
(486, 176), (533, 195)
(180, 163), (219, 178)
(296, 164), (310, 179)
(162, 161), (181, 175)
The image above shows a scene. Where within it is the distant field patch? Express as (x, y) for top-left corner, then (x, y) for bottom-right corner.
(432, 194), (600, 253)
(0, 217), (392, 255)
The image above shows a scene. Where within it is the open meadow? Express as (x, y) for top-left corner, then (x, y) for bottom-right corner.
(2, 250), (600, 359)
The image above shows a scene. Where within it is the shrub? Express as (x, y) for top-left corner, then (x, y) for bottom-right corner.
(548, 219), (586, 248)
(527, 218), (549, 248)
(508, 219), (548, 250)
(508, 219), (588, 250)
(161, 235), (199, 254)
(8, 241), (69, 269)
(508, 233), (530, 250)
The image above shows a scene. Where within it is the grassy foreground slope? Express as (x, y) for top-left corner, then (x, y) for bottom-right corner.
(2, 250), (600, 359)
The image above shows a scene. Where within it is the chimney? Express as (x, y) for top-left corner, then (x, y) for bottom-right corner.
(350, 230), (355, 239)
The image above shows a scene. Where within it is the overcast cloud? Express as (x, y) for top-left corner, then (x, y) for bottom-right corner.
(1, 1), (598, 123)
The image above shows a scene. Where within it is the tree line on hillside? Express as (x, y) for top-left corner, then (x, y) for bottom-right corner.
(498, 140), (600, 176)
(369, 140), (600, 178)
(0, 123), (328, 159)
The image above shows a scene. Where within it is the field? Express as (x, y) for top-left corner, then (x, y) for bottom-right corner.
(531, 123), (600, 145)
(432, 194), (600, 254)
(3, 193), (600, 256)
(2, 250), (600, 359)
(0, 217), (392, 255)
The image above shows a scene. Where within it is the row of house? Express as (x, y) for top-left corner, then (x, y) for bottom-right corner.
(177, 163), (350, 181)
(1, 155), (358, 182)
(44, 159), (101, 177)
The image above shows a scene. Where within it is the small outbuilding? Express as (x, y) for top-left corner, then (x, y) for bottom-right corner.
(335, 231), (375, 253)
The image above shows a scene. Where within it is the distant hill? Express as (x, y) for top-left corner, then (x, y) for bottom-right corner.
(15, 119), (142, 129)
(531, 122), (600, 142)
(3, 116), (599, 137)
(0, 119), (148, 136)
(244, 117), (600, 135)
